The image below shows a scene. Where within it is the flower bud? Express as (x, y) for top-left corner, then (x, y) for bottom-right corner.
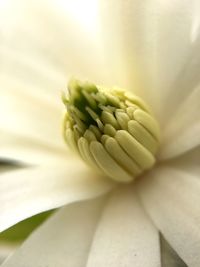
(63, 79), (160, 183)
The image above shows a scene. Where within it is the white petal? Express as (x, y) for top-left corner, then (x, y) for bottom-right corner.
(159, 85), (200, 159)
(100, 0), (200, 122)
(0, 129), (69, 165)
(167, 146), (200, 176)
(0, 159), (114, 232)
(137, 165), (200, 267)
(0, 87), (65, 151)
(0, 244), (17, 265)
(160, 236), (188, 267)
(86, 186), (161, 267)
(0, 0), (108, 92)
(1, 196), (107, 267)
(0, 0), (109, 160)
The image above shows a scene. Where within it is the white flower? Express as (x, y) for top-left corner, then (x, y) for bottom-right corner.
(0, 0), (200, 266)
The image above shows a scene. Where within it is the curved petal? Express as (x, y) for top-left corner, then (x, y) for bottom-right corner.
(0, 159), (114, 232)
(86, 186), (160, 267)
(137, 165), (200, 267)
(100, 0), (200, 123)
(159, 86), (200, 159)
(1, 196), (107, 267)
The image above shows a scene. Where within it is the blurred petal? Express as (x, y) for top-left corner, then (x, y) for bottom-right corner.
(161, 236), (188, 267)
(167, 146), (200, 176)
(0, 244), (17, 265)
(0, 211), (53, 243)
(1, 196), (107, 267)
(100, 0), (200, 123)
(86, 186), (160, 267)
(137, 165), (200, 267)
(0, 87), (65, 151)
(0, 0), (108, 96)
(0, 159), (114, 232)
(159, 86), (200, 159)
(0, 129), (68, 165)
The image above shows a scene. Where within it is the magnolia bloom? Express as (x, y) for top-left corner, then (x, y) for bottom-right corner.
(0, 0), (200, 266)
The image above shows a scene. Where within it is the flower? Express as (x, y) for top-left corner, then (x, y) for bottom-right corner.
(0, 0), (200, 266)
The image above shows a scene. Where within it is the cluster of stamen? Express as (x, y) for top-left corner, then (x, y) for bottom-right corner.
(62, 79), (160, 183)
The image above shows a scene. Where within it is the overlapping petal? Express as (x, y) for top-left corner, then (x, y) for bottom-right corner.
(0, 0), (108, 96)
(0, 159), (114, 232)
(159, 86), (200, 159)
(0, 129), (68, 165)
(99, 0), (200, 123)
(86, 186), (160, 267)
(167, 146), (200, 176)
(0, 244), (17, 265)
(0, 87), (65, 151)
(0, 186), (160, 267)
(137, 162), (200, 267)
(1, 197), (107, 267)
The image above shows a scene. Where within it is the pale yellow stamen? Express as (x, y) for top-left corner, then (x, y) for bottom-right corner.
(62, 79), (160, 183)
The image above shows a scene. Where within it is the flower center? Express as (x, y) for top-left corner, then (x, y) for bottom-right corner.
(62, 79), (160, 183)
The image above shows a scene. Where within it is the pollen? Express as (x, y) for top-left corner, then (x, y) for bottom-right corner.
(62, 79), (160, 183)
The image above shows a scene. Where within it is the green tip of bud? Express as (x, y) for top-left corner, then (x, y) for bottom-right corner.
(63, 79), (160, 183)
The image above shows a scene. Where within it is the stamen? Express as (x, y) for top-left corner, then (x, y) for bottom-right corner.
(62, 79), (160, 183)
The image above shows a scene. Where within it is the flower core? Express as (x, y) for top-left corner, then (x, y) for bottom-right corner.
(63, 79), (160, 183)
